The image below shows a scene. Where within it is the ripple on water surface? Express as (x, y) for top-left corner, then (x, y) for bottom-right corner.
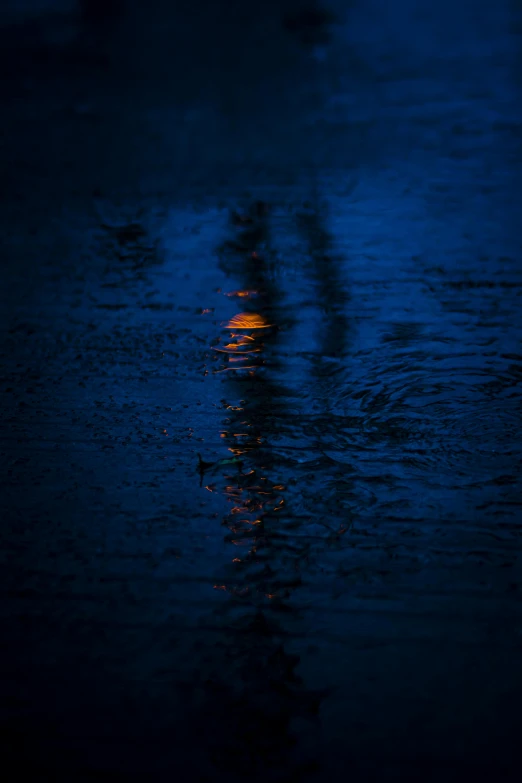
(182, 197), (522, 548)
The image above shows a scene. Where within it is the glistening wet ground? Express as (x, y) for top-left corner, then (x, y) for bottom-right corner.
(2, 1), (522, 780)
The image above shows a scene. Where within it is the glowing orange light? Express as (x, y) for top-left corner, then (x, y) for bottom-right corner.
(212, 345), (261, 354)
(213, 585), (227, 591)
(223, 313), (273, 330)
(224, 290), (258, 298)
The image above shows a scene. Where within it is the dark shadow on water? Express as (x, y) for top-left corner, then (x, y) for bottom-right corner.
(296, 194), (351, 365)
(189, 201), (337, 781)
(282, 4), (336, 46)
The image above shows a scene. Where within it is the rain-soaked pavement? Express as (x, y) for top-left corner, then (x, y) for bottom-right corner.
(2, 1), (522, 780)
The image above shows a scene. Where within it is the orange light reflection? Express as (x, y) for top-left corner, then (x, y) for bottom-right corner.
(212, 347), (261, 355)
(223, 313), (273, 330)
(224, 290), (259, 298)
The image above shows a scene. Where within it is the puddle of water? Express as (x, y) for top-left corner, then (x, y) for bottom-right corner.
(138, 180), (521, 777)
(4, 0), (522, 779)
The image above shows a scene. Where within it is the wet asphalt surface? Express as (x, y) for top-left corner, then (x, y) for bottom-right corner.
(2, 1), (522, 781)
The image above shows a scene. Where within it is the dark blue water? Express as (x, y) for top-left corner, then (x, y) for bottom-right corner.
(2, 1), (522, 781)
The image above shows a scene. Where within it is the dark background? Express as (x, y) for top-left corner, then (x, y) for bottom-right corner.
(1, 1), (522, 781)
